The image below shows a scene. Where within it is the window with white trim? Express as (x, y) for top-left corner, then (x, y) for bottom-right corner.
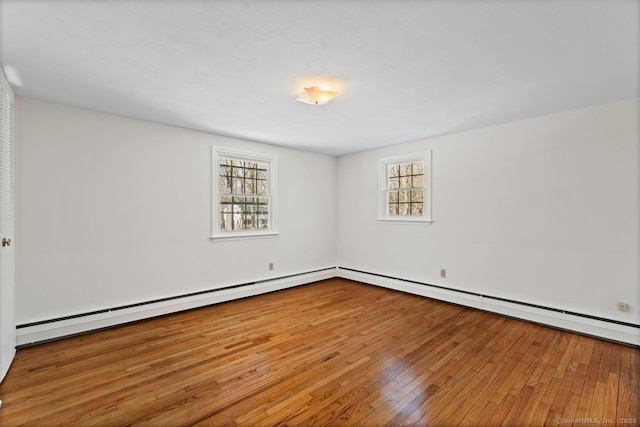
(212, 147), (277, 239)
(379, 151), (432, 223)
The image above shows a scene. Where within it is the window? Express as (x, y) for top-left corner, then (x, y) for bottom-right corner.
(379, 151), (432, 223)
(212, 147), (277, 239)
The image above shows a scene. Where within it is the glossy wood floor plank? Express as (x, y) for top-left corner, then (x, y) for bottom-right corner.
(0, 278), (638, 426)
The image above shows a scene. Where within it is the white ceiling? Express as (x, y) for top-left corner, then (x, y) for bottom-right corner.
(1, 0), (638, 156)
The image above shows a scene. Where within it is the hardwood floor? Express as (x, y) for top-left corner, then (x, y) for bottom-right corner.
(0, 278), (638, 426)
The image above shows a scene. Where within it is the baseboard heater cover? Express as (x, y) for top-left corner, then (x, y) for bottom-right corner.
(16, 266), (639, 347)
(16, 267), (337, 346)
(337, 267), (640, 346)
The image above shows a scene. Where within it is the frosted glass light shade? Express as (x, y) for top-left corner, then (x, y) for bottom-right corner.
(296, 86), (337, 105)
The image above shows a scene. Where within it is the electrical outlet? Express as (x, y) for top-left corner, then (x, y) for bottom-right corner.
(269, 262), (274, 271)
(440, 269), (446, 278)
(617, 302), (629, 312)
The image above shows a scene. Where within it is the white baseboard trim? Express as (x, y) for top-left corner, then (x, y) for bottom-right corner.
(16, 267), (639, 347)
(338, 268), (484, 310)
(16, 267), (337, 346)
(481, 298), (639, 346)
(337, 267), (640, 346)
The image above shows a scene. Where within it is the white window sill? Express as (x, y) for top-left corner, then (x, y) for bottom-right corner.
(378, 218), (434, 225)
(210, 231), (279, 241)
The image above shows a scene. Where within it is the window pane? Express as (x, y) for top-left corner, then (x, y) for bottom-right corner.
(400, 176), (411, 189)
(411, 203), (423, 215)
(237, 214), (247, 230)
(412, 174), (424, 188)
(232, 177), (244, 194)
(398, 203), (410, 215)
(220, 209), (231, 230)
(219, 176), (231, 193)
(388, 177), (399, 190)
(398, 190), (409, 202)
(410, 190), (423, 202)
(257, 180), (267, 195)
(219, 164), (232, 193)
(412, 161), (424, 175)
(388, 203), (399, 215)
(258, 209), (269, 228)
(257, 169), (267, 180)
(245, 178), (256, 194)
(388, 164), (400, 178)
(220, 201), (240, 230)
(388, 191), (398, 203)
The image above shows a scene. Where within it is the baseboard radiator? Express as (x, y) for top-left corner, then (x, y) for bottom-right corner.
(337, 267), (639, 347)
(16, 266), (639, 347)
(16, 267), (338, 347)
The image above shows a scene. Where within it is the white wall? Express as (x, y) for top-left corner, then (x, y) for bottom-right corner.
(15, 98), (337, 324)
(14, 96), (640, 337)
(337, 99), (639, 325)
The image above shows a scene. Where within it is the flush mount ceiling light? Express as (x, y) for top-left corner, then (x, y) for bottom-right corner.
(296, 85), (337, 105)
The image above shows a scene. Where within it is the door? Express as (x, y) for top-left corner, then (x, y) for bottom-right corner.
(0, 69), (16, 383)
